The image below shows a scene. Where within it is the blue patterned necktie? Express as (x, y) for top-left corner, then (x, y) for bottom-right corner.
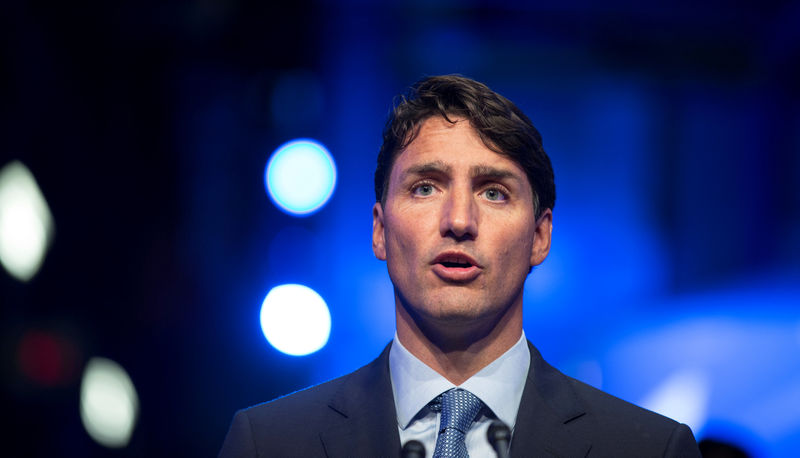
(430, 388), (484, 458)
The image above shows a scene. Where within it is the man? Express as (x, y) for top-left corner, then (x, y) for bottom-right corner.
(219, 75), (701, 457)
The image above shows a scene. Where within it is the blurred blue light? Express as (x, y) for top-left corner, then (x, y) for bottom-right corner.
(260, 284), (331, 356)
(265, 139), (336, 216)
(639, 369), (711, 433)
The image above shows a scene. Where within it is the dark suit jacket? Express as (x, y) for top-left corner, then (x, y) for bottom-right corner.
(219, 342), (701, 457)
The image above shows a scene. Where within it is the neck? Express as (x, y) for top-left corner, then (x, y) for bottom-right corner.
(395, 298), (523, 385)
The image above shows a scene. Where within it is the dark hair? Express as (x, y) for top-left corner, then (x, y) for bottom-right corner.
(374, 74), (555, 218)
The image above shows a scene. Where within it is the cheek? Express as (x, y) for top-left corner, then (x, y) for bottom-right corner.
(386, 211), (429, 251)
(497, 229), (534, 266)
(384, 224), (420, 265)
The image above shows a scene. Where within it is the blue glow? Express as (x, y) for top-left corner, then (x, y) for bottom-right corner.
(638, 369), (711, 433)
(260, 284), (331, 356)
(593, 287), (800, 453)
(265, 139), (336, 216)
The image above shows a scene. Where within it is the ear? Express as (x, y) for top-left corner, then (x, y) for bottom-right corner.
(530, 208), (552, 267)
(372, 202), (387, 261)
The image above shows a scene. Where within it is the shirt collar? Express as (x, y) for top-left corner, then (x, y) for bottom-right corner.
(389, 332), (530, 431)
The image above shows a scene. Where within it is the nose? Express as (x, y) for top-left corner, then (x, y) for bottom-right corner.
(439, 185), (478, 240)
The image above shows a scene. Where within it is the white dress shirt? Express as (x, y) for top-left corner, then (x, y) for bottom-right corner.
(389, 332), (531, 458)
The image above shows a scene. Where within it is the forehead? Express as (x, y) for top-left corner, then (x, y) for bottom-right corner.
(390, 116), (527, 180)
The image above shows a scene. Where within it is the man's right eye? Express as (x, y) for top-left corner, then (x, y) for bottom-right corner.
(413, 184), (435, 196)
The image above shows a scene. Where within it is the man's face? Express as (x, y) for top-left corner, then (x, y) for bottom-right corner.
(372, 116), (552, 329)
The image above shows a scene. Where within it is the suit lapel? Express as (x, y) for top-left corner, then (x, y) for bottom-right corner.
(316, 341), (593, 457)
(510, 342), (592, 458)
(319, 343), (402, 457)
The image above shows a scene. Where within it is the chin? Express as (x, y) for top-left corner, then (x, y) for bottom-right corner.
(425, 295), (502, 323)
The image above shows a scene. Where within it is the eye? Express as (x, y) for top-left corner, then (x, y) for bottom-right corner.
(482, 187), (507, 201)
(412, 183), (435, 197)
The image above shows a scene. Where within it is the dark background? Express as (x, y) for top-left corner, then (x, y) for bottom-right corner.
(2, 0), (799, 456)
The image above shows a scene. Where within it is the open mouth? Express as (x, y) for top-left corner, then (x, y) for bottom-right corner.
(431, 252), (481, 282)
(433, 252), (480, 269)
(440, 260), (473, 269)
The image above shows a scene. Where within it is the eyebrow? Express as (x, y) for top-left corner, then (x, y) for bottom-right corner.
(403, 161), (452, 177)
(469, 164), (518, 181)
(401, 161), (521, 184)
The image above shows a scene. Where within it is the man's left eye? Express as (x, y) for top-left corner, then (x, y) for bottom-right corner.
(483, 188), (506, 201)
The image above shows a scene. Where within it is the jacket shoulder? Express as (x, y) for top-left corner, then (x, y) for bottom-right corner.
(567, 375), (677, 427)
(564, 374), (700, 457)
(242, 372), (348, 423)
(219, 346), (395, 458)
(218, 375), (349, 457)
(517, 342), (700, 457)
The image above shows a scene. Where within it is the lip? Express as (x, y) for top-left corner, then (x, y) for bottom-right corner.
(430, 251), (482, 282)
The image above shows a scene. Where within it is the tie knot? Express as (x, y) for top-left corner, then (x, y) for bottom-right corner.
(438, 388), (483, 434)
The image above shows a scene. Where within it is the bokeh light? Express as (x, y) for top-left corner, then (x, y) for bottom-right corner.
(17, 330), (78, 387)
(640, 369), (711, 433)
(260, 284), (331, 356)
(0, 161), (54, 282)
(79, 357), (139, 448)
(265, 139), (336, 216)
